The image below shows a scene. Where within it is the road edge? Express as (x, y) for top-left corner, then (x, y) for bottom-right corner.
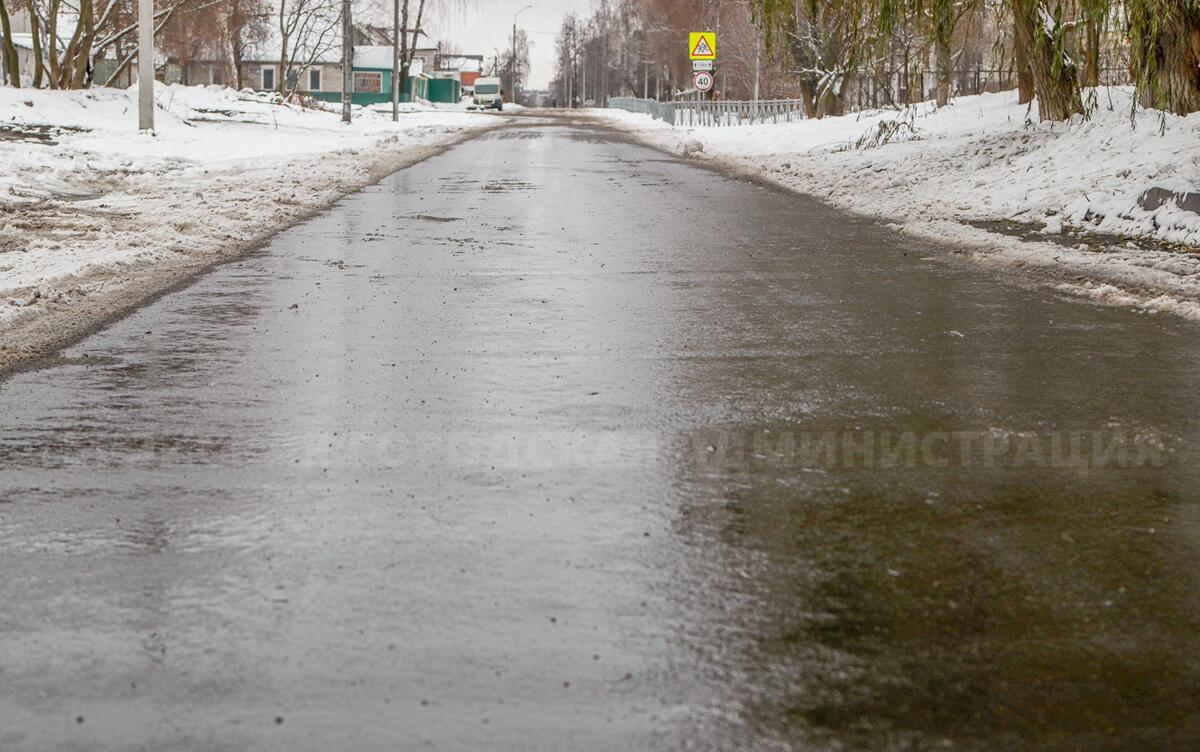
(574, 110), (1200, 322)
(0, 125), (495, 379)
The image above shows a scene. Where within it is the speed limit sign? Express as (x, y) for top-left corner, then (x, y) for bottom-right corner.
(693, 70), (714, 92)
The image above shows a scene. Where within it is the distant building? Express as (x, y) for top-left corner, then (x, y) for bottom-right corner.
(438, 54), (485, 93)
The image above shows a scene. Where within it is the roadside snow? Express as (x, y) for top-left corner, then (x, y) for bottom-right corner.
(0, 83), (499, 332)
(597, 89), (1200, 318)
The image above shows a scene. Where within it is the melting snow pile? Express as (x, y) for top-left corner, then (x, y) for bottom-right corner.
(0, 83), (487, 329)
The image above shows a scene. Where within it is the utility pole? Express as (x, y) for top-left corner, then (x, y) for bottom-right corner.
(391, 0), (399, 121)
(137, 0), (154, 131)
(341, 0), (352, 123)
(511, 5), (532, 106)
(600, 18), (607, 107)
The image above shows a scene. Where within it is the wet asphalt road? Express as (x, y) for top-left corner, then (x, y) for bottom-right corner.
(2, 121), (1200, 751)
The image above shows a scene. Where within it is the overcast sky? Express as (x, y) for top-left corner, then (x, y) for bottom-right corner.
(426, 0), (593, 89)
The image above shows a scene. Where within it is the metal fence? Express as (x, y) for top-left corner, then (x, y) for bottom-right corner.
(846, 67), (1132, 110)
(673, 98), (807, 127)
(608, 96), (807, 127)
(611, 65), (1134, 127)
(608, 96), (679, 124)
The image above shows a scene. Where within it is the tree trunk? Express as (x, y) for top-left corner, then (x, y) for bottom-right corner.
(47, 0), (60, 87)
(798, 79), (819, 118)
(1083, 17), (1099, 87)
(397, 0), (410, 99)
(817, 84), (844, 117)
(1132, 7), (1200, 115)
(227, 39), (241, 90)
(398, 0), (426, 101)
(70, 0), (95, 88)
(277, 33), (289, 95)
(1012, 0), (1083, 120)
(1013, 15), (1034, 104)
(30, 7), (45, 88)
(0, 0), (21, 87)
(935, 32), (951, 107)
(57, 1), (87, 88)
(276, 0), (289, 96)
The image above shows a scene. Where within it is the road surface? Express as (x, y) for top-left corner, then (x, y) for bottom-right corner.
(2, 120), (1198, 751)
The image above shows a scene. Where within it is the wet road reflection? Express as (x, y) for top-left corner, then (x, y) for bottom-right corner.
(1, 123), (1198, 751)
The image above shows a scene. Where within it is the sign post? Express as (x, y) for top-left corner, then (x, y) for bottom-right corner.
(688, 31), (716, 99)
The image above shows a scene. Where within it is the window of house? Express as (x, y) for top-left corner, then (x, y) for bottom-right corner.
(353, 71), (382, 93)
(262, 67), (275, 90)
(309, 68), (321, 91)
(212, 67), (224, 85)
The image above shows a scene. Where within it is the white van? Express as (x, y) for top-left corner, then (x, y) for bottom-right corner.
(472, 77), (504, 111)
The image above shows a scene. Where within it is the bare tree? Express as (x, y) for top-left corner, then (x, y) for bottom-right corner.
(224, 0), (270, 89)
(277, 0), (340, 96)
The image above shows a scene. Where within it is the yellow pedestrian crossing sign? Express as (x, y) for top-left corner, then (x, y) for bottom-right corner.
(689, 32), (716, 60)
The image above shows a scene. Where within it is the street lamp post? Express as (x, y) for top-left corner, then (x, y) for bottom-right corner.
(511, 5), (532, 106)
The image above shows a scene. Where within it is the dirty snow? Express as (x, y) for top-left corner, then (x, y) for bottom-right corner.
(0, 83), (499, 329)
(597, 89), (1200, 319)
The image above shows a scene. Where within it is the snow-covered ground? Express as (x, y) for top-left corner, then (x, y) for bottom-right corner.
(0, 83), (501, 348)
(596, 89), (1200, 319)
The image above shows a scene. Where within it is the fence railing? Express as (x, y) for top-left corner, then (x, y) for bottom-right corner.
(846, 66), (1132, 110)
(608, 96), (678, 124)
(674, 98), (807, 127)
(608, 96), (807, 127)
(611, 65), (1135, 127)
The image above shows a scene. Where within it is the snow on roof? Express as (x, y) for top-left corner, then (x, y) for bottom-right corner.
(354, 46), (393, 69)
(440, 56), (483, 73)
(10, 33), (34, 51)
(242, 37), (344, 65)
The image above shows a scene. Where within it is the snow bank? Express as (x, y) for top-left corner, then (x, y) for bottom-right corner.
(0, 83), (499, 336)
(597, 90), (1200, 318)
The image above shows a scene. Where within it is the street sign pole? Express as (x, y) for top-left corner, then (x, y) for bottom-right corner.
(137, 0), (154, 131)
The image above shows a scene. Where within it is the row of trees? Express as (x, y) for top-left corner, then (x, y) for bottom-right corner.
(0, 0), (274, 89)
(0, 0), (442, 99)
(552, 0), (1200, 119)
